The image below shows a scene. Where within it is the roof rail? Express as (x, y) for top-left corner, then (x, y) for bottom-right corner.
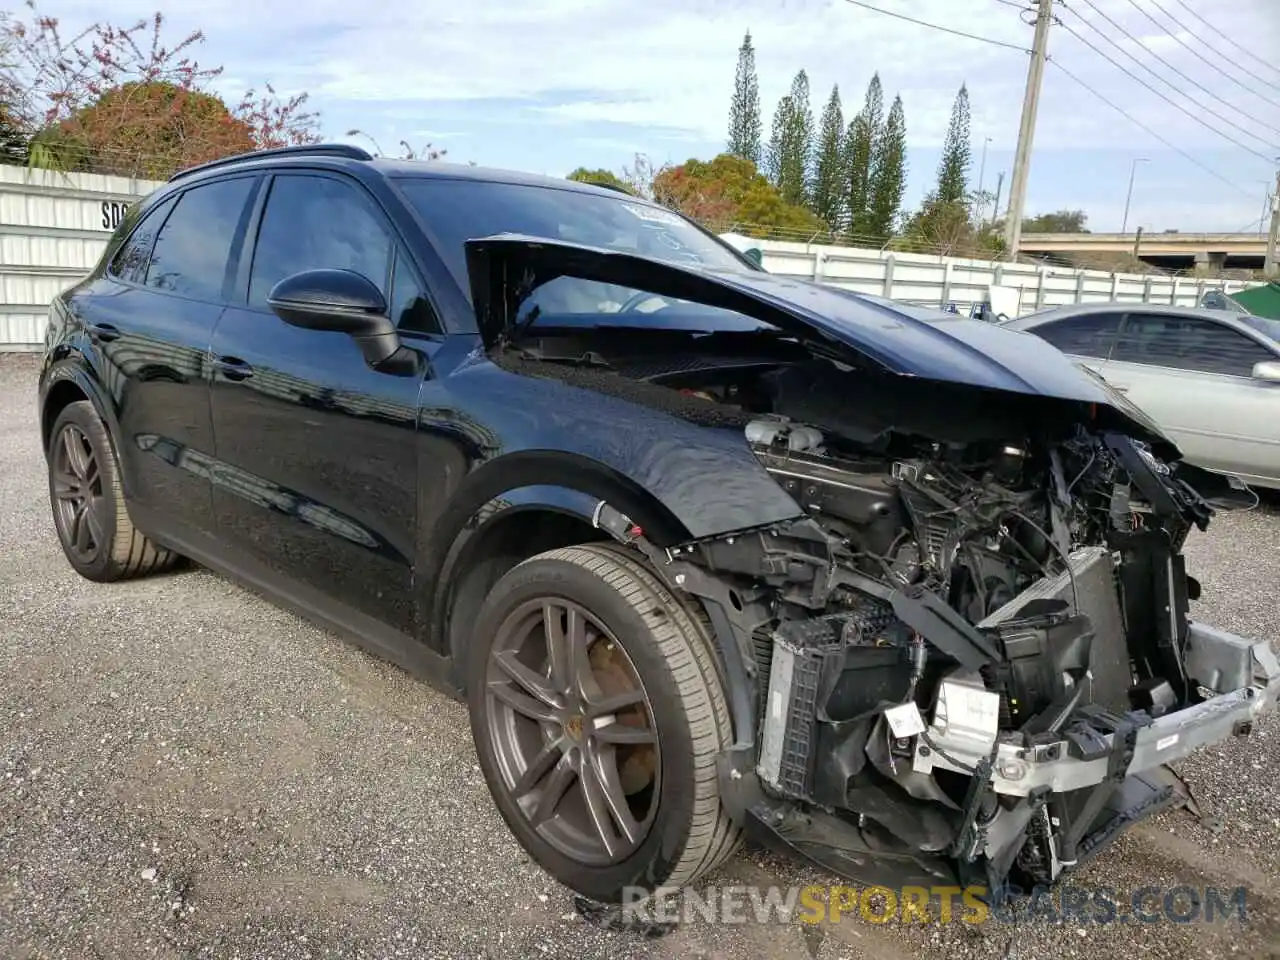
(583, 180), (636, 196)
(168, 143), (375, 183)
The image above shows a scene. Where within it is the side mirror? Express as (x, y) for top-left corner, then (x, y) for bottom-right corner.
(1251, 360), (1280, 382)
(268, 268), (401, 369)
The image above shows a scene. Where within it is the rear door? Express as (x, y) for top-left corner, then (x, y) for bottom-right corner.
(1105, 312), (1280, 482)
(208, 171), (442, 637)
(83, 174), (260, 534)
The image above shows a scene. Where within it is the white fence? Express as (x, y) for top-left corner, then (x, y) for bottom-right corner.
(0, 165), (166, 350)
(0, 165), (1261, 350)
(748, 238), (1257, 316)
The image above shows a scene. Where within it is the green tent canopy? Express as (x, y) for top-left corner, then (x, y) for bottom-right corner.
(1231, 282), (1280, 320)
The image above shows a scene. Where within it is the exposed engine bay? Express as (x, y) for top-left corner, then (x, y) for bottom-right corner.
(495, 331), (1280, 894)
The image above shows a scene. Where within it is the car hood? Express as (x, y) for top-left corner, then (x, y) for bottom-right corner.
(463, 235), (1178, 457)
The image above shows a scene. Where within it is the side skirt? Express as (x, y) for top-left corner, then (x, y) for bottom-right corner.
(129, 505), (460, 700)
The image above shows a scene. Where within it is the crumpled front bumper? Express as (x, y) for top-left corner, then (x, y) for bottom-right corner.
(913, 623), (1280, 796)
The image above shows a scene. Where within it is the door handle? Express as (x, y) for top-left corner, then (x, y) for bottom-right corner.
(88, 322), (120, 343)
(214, 356), (254, 382)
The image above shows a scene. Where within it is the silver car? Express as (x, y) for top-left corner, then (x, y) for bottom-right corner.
(1003, 303), (1280, 490)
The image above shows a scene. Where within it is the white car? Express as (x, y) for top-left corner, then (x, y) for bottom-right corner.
(1003, 303), (1280, 490)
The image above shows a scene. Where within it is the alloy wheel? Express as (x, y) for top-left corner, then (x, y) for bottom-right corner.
(483, 597), (661, 866)
(51, 423), (106, 563)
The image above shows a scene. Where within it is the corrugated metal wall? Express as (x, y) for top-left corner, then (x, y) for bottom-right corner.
(0, 165), (165, 350)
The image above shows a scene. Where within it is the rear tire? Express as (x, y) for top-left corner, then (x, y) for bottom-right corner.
(466, 543), (741, 903)
(46, 400), (180, 582)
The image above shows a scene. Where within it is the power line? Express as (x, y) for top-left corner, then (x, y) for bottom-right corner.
(1075, 0), (1280, 140)
(1055, 15), (1277, 164)
(836, 0), (1032, 53)
(1166, 0), (1280, 84)
(1047, 57), (1254, 197)
(1121, 0), (1280, 101)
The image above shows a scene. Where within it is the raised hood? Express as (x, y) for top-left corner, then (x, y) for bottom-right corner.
(463, 234), (1177, 456)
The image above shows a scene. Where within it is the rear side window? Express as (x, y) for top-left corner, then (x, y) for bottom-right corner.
(145, 177), (256, 301)
(248, 174), (393, 308)
(1030, 312), (1123, 359)
(1111, 314), (1273, 377)
(107, 196), (176, 283)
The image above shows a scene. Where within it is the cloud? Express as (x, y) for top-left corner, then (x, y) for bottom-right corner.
(20, 0), (1280, 229)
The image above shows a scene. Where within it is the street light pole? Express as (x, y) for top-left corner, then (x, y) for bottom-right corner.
(1121, 157), (1149, 235)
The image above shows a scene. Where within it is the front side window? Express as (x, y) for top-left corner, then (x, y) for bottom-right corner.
(1111, 314), (1274, 377)
(248, 174), (393, 308)
(1030, 312), (1123, 359)
(144, 177), (256, 301)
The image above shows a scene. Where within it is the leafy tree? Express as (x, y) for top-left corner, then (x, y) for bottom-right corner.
(844, 73), (883, 238)
(811, 85), (844, 227)
(31, 80), (255, 178)
(866, 95), (906, 240)
(653, 152), (824, 237)
(726, 31), (761, 165)
(566, 166), (632, 192)
(1, 4), (320, 172)
(897, 198), (1004, 258)
(766, 70), (812, 207)
(1023, 209), (1089, 233)
(936, 83), (971, 205)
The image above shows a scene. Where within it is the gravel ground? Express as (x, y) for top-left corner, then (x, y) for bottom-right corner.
(1, 352), (1278, 960)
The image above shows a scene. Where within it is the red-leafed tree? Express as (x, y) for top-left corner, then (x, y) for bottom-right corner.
(1, 2), (321, 176)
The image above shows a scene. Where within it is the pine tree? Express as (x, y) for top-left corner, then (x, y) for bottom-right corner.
(726, 32), (762, 165)
(766, 94), (793, 186)
(843, 73), (883, 237)
(770, 69), (812, 208)
(812, 85), (844, 227)
(867, 95), (907, 240)
(936, 83), (971, 205)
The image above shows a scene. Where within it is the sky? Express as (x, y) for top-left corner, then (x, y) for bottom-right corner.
(22, 0), (1280, 233)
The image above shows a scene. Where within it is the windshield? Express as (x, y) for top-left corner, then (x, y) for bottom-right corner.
(1241, 315), (1280, 344)
(395, 178), (750, 294)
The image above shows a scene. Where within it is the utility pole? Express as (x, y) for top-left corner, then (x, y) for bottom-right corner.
(1266, 167), (1280, 279)
(991, 171), (1005, 230)
(1003, 0), (1054, 260)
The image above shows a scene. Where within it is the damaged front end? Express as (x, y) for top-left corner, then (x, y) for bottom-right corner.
(594, 411), (1279, 895)
(465, 233), (1280, 893)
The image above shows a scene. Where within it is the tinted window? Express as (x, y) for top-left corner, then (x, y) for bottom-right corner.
(395, 179), (748, 293)
(389, 248), (440, 334)
(1111, 314), (1273, 377)
(144, 178), (255, 300)
(249, 175), (392, 307)
(108, 195), (176, 283)
(1030, 312), (1123, 359)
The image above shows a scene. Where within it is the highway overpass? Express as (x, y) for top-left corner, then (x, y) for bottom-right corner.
(1019, 232), (1269, 271)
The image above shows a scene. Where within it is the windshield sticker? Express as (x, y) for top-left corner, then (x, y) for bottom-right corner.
(620, 203), (685, 226)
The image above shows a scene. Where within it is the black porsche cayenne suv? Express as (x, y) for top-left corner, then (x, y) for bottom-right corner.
(38, 144), (1279, 906)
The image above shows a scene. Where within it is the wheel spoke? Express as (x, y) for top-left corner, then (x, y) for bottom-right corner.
(53, 475), (80, 501)
(83, 497), (106, 552)
(586, 688), (646, 718)
(529, 754), (577, 827)
(62, 429), (89, 480)
(593, 720), (657, 746)
(512, 736), (565, 798)
(488, 679), (559, 724)
(82, 455), (100, 493)
(492, 650), (559, 708)
(580, 745), (641, 855)
(71, 503), (92, 553)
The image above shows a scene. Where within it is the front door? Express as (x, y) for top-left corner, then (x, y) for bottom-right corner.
(208, 172), (443, 637)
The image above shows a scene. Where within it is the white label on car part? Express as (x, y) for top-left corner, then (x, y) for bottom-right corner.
(1156, 734), (1179, 751)
(885, 703), (926, 739)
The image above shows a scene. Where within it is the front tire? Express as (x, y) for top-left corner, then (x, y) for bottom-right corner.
(46, 400), (180, 582)
(466, 543), (741, 903)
